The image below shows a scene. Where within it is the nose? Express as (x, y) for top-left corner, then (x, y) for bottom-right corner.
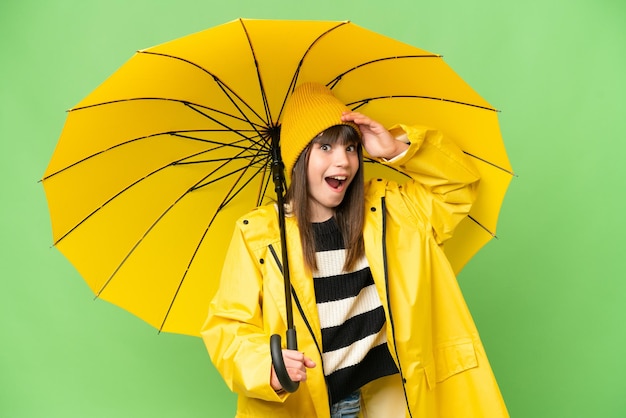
(333, 149), (350, 166)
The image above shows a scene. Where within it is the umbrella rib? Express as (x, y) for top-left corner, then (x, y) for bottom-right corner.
(174, 155), (264, 165)
(137, 50), (269, 126)
(94, 189), (189, 299)
(463, 151), (517, 176)
(326, 55), (441, 88)
(68, 97), (270, 152)
(158, 228), (206, 333)
(219, 157), (272, 208)
(43, 129), (261, 180)
(182, 102), (270, 148)
(258, 165), (273, 207)
(137, 49), (275, 145)
(159, 153), (273, 331)
(186, 155), (268, 192)
(239, 19), (272, 124)
(49, 147), (199, 245)
(68, 96), (270, 159)
(68, 97), (264, 127)
(94, 144), (264, 299)
(468, 215), (497, 239)
(197, 76), (273, 140)
(276, 20), (351, 122)
(190, 132), (273, 212)
(347, 95), (498, 112)
(171, 131), (265, 152)
(183, 126), (271, 194)
(190, 152), (270, 193)
(51, 139), (259, 245)
(45, 97), (270, 180)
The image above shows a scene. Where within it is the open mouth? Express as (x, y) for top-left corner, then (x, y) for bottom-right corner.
(325, 176), (347, 190)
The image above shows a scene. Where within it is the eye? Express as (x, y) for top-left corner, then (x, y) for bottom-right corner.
(319, 144), (331, 151)
(346, 144), (357, 152)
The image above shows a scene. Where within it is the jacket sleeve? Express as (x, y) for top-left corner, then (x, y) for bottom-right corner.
(379, 124), (481, 244)
(201, 222), (283, 402)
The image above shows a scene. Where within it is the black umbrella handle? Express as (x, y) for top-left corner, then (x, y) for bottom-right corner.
(268, 127), (299, 393)
(270, 329), (299, 393)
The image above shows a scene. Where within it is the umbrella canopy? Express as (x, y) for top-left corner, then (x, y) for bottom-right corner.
(42, 18), (513, 337)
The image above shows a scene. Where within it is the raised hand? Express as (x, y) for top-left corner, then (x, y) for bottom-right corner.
(341, 111), (408, 160)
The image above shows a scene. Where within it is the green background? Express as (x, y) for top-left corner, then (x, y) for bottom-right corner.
(2, 0), (625, 417)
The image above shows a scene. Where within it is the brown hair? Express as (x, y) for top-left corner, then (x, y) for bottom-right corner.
(285, 125), (365, 272)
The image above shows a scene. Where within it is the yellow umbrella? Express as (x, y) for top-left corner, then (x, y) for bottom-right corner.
(42, 18), (513, 338)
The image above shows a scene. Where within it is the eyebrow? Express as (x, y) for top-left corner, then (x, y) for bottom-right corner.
(312, 135), (358, 145)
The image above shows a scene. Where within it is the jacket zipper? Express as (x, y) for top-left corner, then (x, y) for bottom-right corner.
(381, 197), (413, 418)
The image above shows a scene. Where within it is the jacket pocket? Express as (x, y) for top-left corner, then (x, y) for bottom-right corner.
(425, 340), (478, 389)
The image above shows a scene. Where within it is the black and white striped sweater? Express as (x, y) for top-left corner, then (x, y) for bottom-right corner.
(312, 217), (398, 403)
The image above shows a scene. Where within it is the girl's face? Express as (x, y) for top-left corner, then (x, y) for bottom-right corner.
(306, 136), (360, 222)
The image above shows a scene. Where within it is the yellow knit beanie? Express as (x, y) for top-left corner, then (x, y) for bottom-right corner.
(280, 82), (360, 177)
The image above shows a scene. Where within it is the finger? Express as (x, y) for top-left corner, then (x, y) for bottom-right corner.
(287, 367), (308, 382)
(341, 111), (371, 123)
(284, 358), (306, 373)
(282, 350), (316, 369)
(303, 356), (317, 368)
(342, 111), (379, 124)
(282, 349), (304, 361)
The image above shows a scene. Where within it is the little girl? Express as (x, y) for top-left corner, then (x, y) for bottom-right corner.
(202, 83), (508, 417)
